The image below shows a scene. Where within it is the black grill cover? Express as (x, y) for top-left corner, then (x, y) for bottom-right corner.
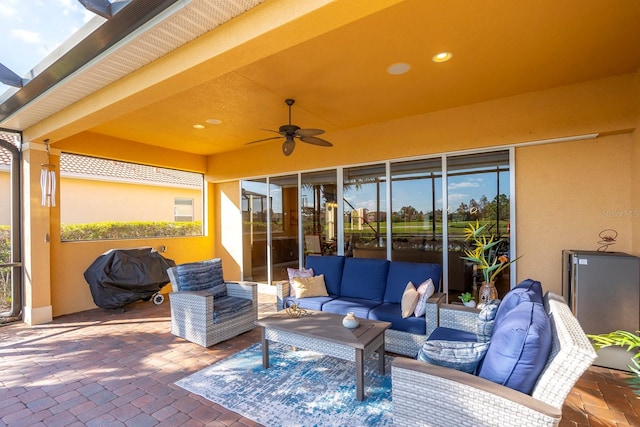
(84, 247), (176, 309)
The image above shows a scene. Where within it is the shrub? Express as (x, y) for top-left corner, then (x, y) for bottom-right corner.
(60, 221), (203, 241)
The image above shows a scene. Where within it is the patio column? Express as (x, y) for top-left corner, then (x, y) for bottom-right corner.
(21, 142), (58, 325)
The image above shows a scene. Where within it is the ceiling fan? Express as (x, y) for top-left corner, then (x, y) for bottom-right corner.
(245, 98), (333, 156)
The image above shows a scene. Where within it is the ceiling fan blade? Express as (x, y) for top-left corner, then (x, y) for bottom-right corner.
(259, 128), (286, 136)
(296, 128), (324, 138)
(299, 136), (333, 147)
(282, 139), (295, 156)
(245, 136), (283, 145)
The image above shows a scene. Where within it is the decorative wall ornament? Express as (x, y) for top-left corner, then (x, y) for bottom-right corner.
(40, 139), (56, 207)
(597, 229), (617, 252)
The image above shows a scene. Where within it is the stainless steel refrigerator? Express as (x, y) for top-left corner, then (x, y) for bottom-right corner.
(562, 250), (640, 370)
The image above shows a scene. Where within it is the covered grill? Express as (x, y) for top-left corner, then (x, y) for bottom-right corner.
(84, 247), (175, 310)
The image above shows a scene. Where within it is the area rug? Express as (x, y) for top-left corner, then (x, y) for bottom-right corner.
(175, 342), (393, 427)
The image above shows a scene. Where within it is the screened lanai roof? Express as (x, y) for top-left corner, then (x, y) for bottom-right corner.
(0, 148), (201, 188)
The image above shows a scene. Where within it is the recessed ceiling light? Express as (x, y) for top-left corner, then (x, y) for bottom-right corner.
(193, 124), (205, 129)
(387, 62), (411, 75)
(432, 52), (453, 63)
(206, 118), (222, 125)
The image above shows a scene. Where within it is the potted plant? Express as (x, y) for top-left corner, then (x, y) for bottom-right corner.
(461, 220), (520, 305)
(588, 330), (640, 376)
(458, 292), (476, 307)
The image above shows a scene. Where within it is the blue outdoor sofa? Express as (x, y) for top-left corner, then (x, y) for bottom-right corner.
(276, 255), (444, 356)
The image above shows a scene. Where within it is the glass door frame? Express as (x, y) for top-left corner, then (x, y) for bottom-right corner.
(0, 136), (22, 319)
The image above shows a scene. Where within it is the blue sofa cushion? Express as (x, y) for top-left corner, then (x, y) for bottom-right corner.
(212, 294), (253, 324)
(383, 261), (442, 303)
(172, 258), (226, 297)
(477, 301), (552, 394)
(428, 327), (477, 342)
(321, 297), (383, 319)
(282, 295), (335, 311)
(340, 257), (389, 301)
(493, 283), (543, 332)
(369, 303), (427, 335)
(305, 255), (345, 296)
(417, 340), (490, 374)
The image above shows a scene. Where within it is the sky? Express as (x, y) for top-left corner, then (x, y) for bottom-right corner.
(0, 0), (93, 90)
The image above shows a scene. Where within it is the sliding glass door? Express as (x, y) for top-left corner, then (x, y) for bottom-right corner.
(241, 149), (513, 295)
(269, 175), (299, 281)
(344, 164), (387, 259)
(390, 158), (443, 266)
(301, 170), (338, 257)
(446, 151), (511, 295)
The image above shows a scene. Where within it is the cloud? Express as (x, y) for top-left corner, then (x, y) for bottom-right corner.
(0, 4), (19, 18)
(10, 29), (42, 44)
(449, 181), (479, 190)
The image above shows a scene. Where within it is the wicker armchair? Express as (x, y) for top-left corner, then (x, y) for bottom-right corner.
(392, 292), (597, 427)
(167, 259), (257, 347)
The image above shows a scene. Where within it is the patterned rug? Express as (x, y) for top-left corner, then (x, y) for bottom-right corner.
(175, 342), (393, 427)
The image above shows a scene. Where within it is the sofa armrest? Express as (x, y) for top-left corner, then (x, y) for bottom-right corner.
(425, 292), (446, 336)
(275, 280), (290, 311)
(392, 357), (561, 426)
(438, 303), (480, 333)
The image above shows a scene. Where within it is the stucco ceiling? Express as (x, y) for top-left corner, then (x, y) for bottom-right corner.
(8, 0), (640, 156)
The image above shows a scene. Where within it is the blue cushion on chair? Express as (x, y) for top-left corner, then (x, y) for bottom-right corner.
(340, 257), (389, 301)
(493, 284), (543, 332)
(514, 278), (543, 299)
(477, 301), (552, 394)
(173, 258), (226, 297)
(212, 295), (253, 324)
(428, 327), (477, 342)
(305, 255), (345, 296)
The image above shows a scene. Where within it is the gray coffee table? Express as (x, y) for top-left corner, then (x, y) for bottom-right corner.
(256, 310), (391, 401)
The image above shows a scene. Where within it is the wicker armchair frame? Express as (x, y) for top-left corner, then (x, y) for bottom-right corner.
(169, 281), (258, 347)
(391, 292), (597, 426)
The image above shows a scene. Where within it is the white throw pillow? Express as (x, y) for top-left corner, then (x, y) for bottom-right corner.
(413, 278), (435, 317)
(401, 282), (420, 318)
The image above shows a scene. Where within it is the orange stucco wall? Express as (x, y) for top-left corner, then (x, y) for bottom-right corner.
(61, 178), (203, 224)
(516, 134), (634, 293)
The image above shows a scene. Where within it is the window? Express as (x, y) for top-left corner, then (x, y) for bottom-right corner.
(240, 149), (513, 291)
(390, 158), (443, 265)
(301, 170), (338, 256)
(446, 151), (511, 293)
(60, 153), (204, 241)
(344, 164), (387, 259)
(174, 198), (194, 222)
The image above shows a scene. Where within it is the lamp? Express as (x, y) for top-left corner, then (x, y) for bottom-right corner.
(40, 139), (56, 207)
